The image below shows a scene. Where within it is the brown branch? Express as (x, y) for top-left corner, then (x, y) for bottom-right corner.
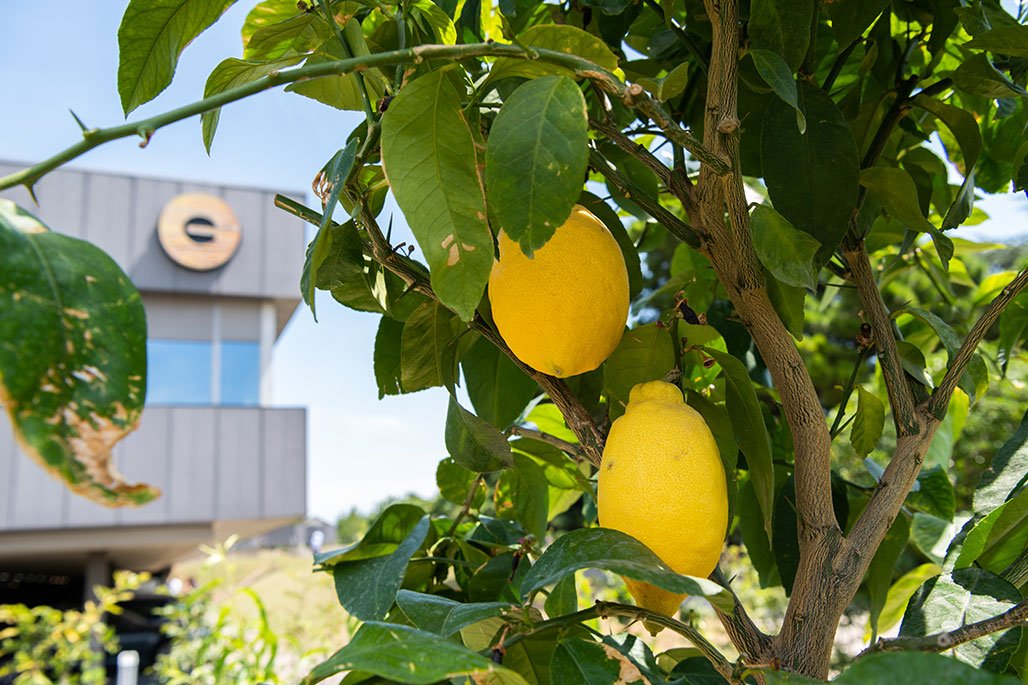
(841, 239), (920, 436)
(861, 599), (1028, 656)
(506, 425), (584, 461)
(710, 568), (773, 662)
(275, 195), (607, 466)
(589, 117), (676, 189)
(927, 267), (1028, 418)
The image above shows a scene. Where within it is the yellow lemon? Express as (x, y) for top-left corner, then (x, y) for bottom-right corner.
(488, 205), (629, 378)
(597, 380), (728, 617)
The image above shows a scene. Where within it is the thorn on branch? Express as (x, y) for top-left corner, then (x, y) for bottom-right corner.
(137, 127), (154, 148)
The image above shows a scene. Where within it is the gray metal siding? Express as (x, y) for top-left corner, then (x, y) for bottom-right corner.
(0, 406), (305, 532)
(0, 162), (306, 300)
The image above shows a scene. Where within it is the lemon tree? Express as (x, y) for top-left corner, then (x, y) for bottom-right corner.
(2, 0), (1028, 682)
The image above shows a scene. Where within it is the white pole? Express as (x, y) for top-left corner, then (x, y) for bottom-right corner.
(116, 650), (140, 685)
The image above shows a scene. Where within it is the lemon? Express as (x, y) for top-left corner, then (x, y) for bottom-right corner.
(597, 380), (728, 617)
(488, 205), (629, 378)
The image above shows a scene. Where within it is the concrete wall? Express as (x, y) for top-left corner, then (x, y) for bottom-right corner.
(0, 161), (306, 302)
(0, 406), (306, 532)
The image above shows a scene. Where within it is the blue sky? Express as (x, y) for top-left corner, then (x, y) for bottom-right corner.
(1, 3), (1024, 522)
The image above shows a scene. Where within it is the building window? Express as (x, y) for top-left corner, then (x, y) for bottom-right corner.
(221, 341), (260, 406)
(147, 340), (212, 405)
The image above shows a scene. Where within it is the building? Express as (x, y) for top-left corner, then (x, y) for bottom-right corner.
(0, 162), (307, 608)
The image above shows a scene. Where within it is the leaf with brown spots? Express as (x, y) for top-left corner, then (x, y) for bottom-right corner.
(0, 203), (157, 506)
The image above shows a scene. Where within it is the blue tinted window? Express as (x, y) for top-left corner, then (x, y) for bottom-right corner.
(220, 341), (260, 406)
(147, 340), (212, 404)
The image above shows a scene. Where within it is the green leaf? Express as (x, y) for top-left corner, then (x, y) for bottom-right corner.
(851, 386), (885, 457)
(286, 33), (389, 111)
(487, 24), (621, 85)
(859, 167), (941, 247)
(602, 323), (674, 420)
(395, 591), (512, 636)
(833, 652), (1023, 684)
(577, 192), (644, 299)
(826, 0), (891, 45)
(703, 347), (775, 542)
(381, 70), (493, 321)
(974, 409), (1028, 516)
(749, 49), (806, 133)
(685, 390), (739, 530)
(766, 278), (806, 340)
(436, 457), (485, 507)
(902, 307), (989, 402)
(747, 0), (814, 71)
(117, 0), (237, 114)
(901, 568), (1022, 670)
(200, 55), (303, 152)
(951, 54), (1028, 99)
(737, 475), (780, 588)
(242, 3), (331, 59)
(911, 512), (963, 565)
(907, 467), (957, 520)
(445, 395), (514, 472)
(399, 301), (457, 392)
(873, 563), (941, 637)
(549, 639), (625, 685)
(897, 340), (935, 388)
(750, 205), (821, 290)
(966, 26), (1028, 58)
(485, 76), (589, 255)
(316, 503), (427, 566)
(997, 292), (1028, 374)
(956, 490), (1028, 573)
(410, 0), (457, 44)
(637, 62), (690, 102)
(462, 337), (539, 428)
(544, 574), (579, 618)
(303, 622), (528, 685)
(301, 141), (359, 319)
(865, 514), (910, 639)
(374, 316), (404, 398)
(0, 212), (155, 506)
(762, 82), (860, 264)
(494, 452), (550, 540)
(520, 528), (733, 612)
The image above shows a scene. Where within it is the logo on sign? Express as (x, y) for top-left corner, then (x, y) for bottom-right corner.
(157, 193), (241, 271)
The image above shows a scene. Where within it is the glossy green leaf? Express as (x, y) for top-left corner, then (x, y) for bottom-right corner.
(851, 386), (885, 457)
(750, 205), (821, 290)
(549, 639), (624, 685)
(395, 590), (512, 636)
(445, 395), (514, 472)
(737, 475), (779, 587)
(912, 512), (963, 565)
(487, 24), (621, 85)
(956, 489), (1028, 573)
(766, 277), (806, 340)
(381, 70), (492, 321)
(997, 292), (1028, 374)
(373, 316), (404, 398)
(860, 166), (954, 262)
(602, 323), (674, 419)
(703, 347), (774, 541)
(951, 54), (1028, 99)
(901, 567), (1022, 670)
(762, 82), (859, 264)
(201, 55), (302, 152)
(494, 453), (550, 539)
(316, 503), (427, 566)
(117, 0), (237, 114)
(826, 0), (891, 45)
(747, 0), (814, 71)
(0, 211), (155, 506)
(303, 622), (528, 685)
(637, 62), (690, 102)
(520, 528), (733, 612)
(749, 49), (806, 133)
(399, 301), (457, 392)
(974, 409), (1028, 516)
(966, 26), (1028, 58)
(873, 563), (941, 637)
(685, 390), (739, 530)
(286, 31), (389, 112)
(865, 514), (910, 639)
(544, 574), (578, 618)
(902, 307), (989, 402)
(485, 76), (589, 255)
(817, 652), (1023, 684)
(462, 337), (538, 428)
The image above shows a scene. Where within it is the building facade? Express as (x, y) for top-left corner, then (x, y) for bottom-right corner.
(0, 162), (307, 607)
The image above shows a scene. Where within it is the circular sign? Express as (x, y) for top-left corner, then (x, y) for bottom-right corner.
(157, 193), (241, 271)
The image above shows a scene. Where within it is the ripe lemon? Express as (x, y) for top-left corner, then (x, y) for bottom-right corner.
(488, 205), (629, 378)
(597, 381), (728, 617)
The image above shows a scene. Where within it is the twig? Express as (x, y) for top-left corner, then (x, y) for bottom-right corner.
(445, 475), (484, 538)
(589, 117), (673, 186)
(709, 567), (773, 662)
(506, 426), (584, 460)
(862, 599), (1028, 656)
(927, 267), (1028, 418)
(0, 42), (728, 193)
(822, 39), (861, 92)
(829, 347), (870, 438)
